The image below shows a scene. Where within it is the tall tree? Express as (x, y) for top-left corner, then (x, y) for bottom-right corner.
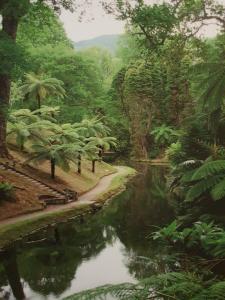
(20, 73), (65, 109)
(0, 0), (84, 157)
(0, 0), (30, 157)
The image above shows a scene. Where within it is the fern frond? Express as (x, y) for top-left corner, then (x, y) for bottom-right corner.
(192, 160), (225, 180)
(194, 281), (225, 300)
(185, 175), (223, 202)
(64, 283), (138, 300)
(211, 178), (225, 200)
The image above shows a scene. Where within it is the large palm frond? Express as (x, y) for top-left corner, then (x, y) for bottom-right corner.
(87, 136), (117, 151)
(20, 73), (66, 108)
(73, 117), (110, 138)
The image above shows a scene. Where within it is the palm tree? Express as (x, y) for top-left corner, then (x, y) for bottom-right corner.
(49, 123), (82, 144)
(9, 109), (40, 124)
(7, 120), (46, 151)
(7, 121), (30, 151)
(73, 117), (110, 138)
(20, 73), (66, 109)
(26, 140), (78, 179)
(9, 106), (59, 125)
(61, 141), (98, 174)
(33, 105), (60, 122)
(87, 136), (117, 172)
(73, 118), (113, 173)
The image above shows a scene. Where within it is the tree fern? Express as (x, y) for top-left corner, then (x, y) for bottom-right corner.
(185, 175), (224, 202)
(193, 281), (225, 300)
(191, 160), (225, 180)
(20, 73), (65, 109)
(211, 178), (225, 200)
(64, 272), (203, 300)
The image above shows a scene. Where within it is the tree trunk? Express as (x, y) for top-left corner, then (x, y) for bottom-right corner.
(78, 154), (81, 174)
(54, 227), (61, 244)
(98, 146), (103, 160)
(37, 94), (41, 109)
(51, 158), (56, 179)
(0, 75), (10, 157)
(0, 12), (19, 158)
(170, 85), (180, 126)
(2, 249), (25, 300)
(92, 160), (96, 173)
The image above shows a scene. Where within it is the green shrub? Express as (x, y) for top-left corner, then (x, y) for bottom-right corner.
(166, 142), (186, 165)
(151, 124), (180, 147)
(153, 221), (225, 258)
(0, 182), (14, 201)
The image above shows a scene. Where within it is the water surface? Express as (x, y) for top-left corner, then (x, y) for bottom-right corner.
(0, 165), (174, 300)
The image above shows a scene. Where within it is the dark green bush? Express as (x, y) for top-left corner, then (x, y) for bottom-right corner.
(0, 182), (14, 201)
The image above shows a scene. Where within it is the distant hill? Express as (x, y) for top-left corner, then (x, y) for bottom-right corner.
(74, 34), (121, 54)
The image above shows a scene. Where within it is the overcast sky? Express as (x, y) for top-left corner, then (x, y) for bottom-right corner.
(60, 1), (225, 42)
(60, 3), (125, 42)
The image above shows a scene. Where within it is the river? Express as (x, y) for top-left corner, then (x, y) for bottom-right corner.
(0, 164), (174, 300)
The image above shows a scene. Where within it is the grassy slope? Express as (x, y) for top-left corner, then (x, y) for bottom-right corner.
(0, 149), (116, 220)
(0, 166), (136, 249)
(10, 150), (116, 195)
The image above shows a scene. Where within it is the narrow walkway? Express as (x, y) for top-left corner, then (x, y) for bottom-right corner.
(0, 166), (126, 227)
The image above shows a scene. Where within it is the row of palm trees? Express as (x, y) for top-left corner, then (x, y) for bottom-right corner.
(8, 107), (117, 179)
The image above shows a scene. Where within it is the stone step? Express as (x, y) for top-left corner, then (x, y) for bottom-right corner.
(1, 164), (67, 202)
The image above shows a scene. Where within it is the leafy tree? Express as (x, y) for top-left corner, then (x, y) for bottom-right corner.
(87, 136), (117, 172)
(34, 106), (60, 121)
(17, 2), (72, 49)
(151, 125), (180, 148)
(26, 140), (78, 179)
(73, 118), (115, 172)
(7, 121), (42, 151)
(80, 47), (121, 89)
(20, 73), (65, 109)
(87, 136), (117, 158)
(7, 109), (53, 150)
(0, 0), (88, 157)
(9, 108), (40, 124)
(73, 117), (110, 138)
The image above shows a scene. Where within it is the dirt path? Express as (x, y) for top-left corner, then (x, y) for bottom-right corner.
(0, 166), (126, 227)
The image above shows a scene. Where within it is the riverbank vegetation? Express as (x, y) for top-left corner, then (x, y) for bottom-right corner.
(1, 0), (225, 299)
(64, 0), (225, 300)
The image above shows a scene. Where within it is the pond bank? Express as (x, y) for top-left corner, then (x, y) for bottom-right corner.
(0, 166), (136, 250)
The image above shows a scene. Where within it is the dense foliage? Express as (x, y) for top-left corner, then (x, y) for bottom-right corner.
(63, 0), (225, 299)
(1, 0), (225, 299)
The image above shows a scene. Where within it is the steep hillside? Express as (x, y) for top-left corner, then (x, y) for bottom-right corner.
(74, 34), (121, 54)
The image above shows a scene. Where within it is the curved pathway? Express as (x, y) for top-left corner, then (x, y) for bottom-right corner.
(0, 166), (126, 227)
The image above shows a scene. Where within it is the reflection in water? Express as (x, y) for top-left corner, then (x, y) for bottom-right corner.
(0, 249), (25, 300)
(0, 165), (174, 300)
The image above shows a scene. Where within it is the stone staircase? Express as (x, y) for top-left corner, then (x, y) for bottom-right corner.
(0, 162), (78, 205)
